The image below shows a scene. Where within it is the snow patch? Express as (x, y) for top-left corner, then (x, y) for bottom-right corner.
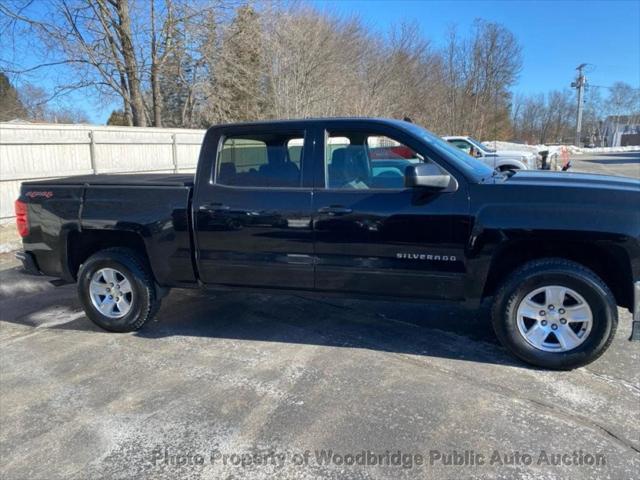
(482, 141), (540, 154)
(567, 145), (640, 155)
(483, 141), (640, 156)
(0, 241), (20, 254)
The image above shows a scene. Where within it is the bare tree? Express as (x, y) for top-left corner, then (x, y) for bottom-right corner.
(1, 0), (147, 125)
(15, 82), (89, 123)
(158, 5), (223, 127)
(607, 82), (640, 122)
(512, 90), (575, 144)
(442, 20), (521, 138)
(2, 0), (532, 138)
(0, 0), (232, 126)
(259, 6), (366, 119)
(582, 87), (604, 145)
(114, 0), (147, 125)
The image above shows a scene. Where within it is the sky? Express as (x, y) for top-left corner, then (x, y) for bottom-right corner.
(311, 0), (640, 96)
(3, 0), (639, 124)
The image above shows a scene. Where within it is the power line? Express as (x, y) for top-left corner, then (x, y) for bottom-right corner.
(587, 84), (640, 91)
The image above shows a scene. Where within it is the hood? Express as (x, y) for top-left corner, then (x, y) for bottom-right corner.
(492, 149), (535, 158)
(475, 170), (640, 242)
(504, 170), (640, 192)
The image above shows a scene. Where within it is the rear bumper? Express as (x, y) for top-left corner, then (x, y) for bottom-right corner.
(631, 281), (640, 341)
(15, 250), (41, 276)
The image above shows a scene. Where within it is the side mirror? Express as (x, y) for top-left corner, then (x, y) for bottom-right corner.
(404, 164), (455, 190)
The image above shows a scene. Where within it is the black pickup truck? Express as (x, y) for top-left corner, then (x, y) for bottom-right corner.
(15, 118), (640, 369)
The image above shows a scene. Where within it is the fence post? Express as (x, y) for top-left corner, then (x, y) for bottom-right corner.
(172, 133), (178, 173)
(89, 130), (97, 174)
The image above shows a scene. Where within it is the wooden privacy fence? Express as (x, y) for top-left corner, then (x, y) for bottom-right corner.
(0, 123), (205, 222)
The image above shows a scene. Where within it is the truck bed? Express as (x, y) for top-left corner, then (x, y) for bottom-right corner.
(23, 173), (195, 187)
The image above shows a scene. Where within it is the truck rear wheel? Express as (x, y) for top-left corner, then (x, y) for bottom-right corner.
(77, 248), (160, 332)
(491, 258), (617, 370)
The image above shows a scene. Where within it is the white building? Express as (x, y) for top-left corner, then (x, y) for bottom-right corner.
(601, 115), (640, 147)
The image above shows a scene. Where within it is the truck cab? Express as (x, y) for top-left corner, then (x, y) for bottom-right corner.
(443, 135), (537, 171)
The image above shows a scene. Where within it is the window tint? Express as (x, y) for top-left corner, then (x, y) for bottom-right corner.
(325, 132), (446, 190)
(217, 133), (303, 187)
(466, 137), (489, 152)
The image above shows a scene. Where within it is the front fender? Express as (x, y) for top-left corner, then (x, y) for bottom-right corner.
(464, 197), (640, 305)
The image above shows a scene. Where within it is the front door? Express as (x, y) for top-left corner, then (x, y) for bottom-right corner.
(194, 126), (315, 289)
(312, 124), (471, 300)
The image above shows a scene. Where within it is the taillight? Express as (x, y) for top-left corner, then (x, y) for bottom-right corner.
(15, 200), (29, 237)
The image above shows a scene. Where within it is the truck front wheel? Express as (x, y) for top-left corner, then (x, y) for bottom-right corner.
(77, 248), (160, 332)
(491, 258), (617, 370)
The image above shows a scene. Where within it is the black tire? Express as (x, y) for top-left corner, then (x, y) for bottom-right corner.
(77, 248), (160, 332)
(491, 258), (617, 370)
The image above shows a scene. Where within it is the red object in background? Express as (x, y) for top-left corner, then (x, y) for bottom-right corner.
(369, 145), (416, 159)
(389, 145), (415, 159)
(15, 200), (29, 237)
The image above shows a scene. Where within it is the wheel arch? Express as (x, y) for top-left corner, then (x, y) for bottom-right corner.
(67, 229), (153, 282)
(482, 239), (633, 310)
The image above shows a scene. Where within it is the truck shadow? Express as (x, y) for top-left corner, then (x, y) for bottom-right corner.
(4, 270), (525, 368)
(146, 290), (523, 368)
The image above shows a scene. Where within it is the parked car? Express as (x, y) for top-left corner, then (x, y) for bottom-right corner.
(15, 118), (640, 370)
(443, 135), (538, 171)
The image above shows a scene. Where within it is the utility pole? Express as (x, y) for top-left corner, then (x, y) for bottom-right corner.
(572, 64), (587, 146)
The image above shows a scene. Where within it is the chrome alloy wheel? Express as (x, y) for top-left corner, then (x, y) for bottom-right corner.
(516, 285), (593, 352)
(89, 268), (134, 319)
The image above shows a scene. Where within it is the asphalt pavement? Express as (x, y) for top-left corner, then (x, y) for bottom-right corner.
(0, 254), (638, 480)
(569, 151), (640, 178)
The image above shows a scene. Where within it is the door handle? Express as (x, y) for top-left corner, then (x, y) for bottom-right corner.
(318, 205), (352, 215)
(199, 202), (230, 212)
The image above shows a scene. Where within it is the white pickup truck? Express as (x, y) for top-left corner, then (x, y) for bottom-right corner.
(443, 136), (538, 171)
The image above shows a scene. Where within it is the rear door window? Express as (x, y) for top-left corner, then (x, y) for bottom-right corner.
(216, 133), (304, 188)
(286, 138), (304, 169)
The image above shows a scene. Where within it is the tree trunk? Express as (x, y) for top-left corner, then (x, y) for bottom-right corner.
(151, 64), (162, 127)
(150, 0), (162, 127)
(123, 99), (133, 126)
(116, 71), (133, 126)
(115, 0), (146, 126)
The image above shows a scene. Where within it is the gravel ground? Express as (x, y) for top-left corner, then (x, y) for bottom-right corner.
(0, 253), (638, 480)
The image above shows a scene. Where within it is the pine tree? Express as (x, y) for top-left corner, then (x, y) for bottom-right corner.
(107, 110), (129, 126)
(0, 73), (28, 121)
(216, 5), (266, 122)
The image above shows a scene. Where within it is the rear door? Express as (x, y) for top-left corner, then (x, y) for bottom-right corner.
(312, 122), (471, 300)
(194, 124), (315, 289)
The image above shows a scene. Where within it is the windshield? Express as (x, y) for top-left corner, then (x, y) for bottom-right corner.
(402, 124), (495, 179)
(467, 137), (495, 153)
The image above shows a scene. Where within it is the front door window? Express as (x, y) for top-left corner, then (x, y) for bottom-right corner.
(325, 132), (447, 190)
